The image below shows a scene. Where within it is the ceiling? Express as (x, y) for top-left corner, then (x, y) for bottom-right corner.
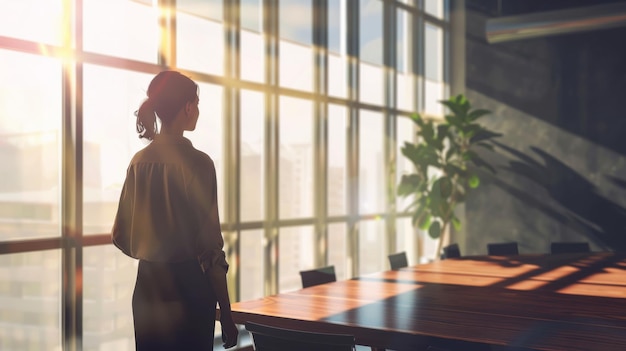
(467, 0), (626, 17)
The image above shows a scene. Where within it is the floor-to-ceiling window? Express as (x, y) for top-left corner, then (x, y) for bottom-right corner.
(0, 0), (449, 349)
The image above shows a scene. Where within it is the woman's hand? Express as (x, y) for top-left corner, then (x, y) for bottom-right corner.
(220, 313), (239, 349)
(201, 255), (238, 348)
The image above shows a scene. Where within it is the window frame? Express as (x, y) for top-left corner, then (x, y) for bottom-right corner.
(0, 0), (451, 349)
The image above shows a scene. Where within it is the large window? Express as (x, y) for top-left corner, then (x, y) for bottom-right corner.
(0, 0), (450, 349)
(359, 0), (384, 105)
(0, 50), (61, 241)
(176, 0), (225, 75)
(0, 251), (61, 351)
(83, 0), (159, 63)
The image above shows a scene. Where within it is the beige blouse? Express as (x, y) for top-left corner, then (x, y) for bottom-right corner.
(112, 134), (228, 273)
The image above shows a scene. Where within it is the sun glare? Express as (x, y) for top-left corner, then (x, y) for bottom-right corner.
(0, 0), (63, 46)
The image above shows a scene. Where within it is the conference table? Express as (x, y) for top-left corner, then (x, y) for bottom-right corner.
(230, 252), (626, 350)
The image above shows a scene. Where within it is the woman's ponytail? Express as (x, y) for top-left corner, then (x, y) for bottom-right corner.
(134, 71), (198, 140)
(135, 98), (158, 140)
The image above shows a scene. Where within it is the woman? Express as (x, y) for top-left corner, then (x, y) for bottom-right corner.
(112, 71), (238, 350)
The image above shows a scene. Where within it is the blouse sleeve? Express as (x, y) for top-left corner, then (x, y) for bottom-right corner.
(111, 166), (135, 258)
(191, 157), (229, 273)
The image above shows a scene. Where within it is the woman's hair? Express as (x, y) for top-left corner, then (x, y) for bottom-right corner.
(135, 71), (198, 140)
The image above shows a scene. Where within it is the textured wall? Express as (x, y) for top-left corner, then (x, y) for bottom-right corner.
(462, 9), (626, 255)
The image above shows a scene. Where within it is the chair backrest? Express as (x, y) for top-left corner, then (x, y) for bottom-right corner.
(442, 243), (461, 259)
(245, 322), (356, 351)
(388, 251), (408, 270)
(487, 242), (519, 256)
(550, 242), (590, 254)
(299, 265), (336, 288)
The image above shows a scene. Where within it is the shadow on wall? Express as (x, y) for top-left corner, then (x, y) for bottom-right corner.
(464, 7), (626, 254)
(607, 175), (626, 190)
(489, 141), (626, 252)
(465, 8), (626, 157)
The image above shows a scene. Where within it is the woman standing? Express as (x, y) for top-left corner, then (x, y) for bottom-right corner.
(112, 71), (238, 350)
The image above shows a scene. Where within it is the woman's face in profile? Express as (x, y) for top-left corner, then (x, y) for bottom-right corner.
(185, 96), (200, 131)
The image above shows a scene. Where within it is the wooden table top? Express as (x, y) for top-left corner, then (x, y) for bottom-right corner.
(231, 252), (626, 350)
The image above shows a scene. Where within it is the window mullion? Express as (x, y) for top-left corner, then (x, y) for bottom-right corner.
(346, 0), (359, 278)
(263, 0), (280, 296)
(223, 0), (242, 302)
(157, 0), (176, 67)
(383, 1), (398, 259)
(61, 0), (83, 350)
(313, 0), (329, 269)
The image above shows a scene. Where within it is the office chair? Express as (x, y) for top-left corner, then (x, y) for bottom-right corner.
(388, 251), (409, 270)
(245, 321), (356, 351)
(550, 242), (590, 254)
(442, 243), (461, 259)
(487, 242), (519, 256)
(299, 265), (337, 288)
(425, 340), (491, 351)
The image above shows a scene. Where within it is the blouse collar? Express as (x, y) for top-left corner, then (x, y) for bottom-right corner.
(153, 133), (193, 146)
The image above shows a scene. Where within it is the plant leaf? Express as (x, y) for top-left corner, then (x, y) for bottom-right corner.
(444, 164), (467, 178)
(409, 113), (426, 128)
(397, 174), (422, 197)
(439, 176), (452, 198)
(468, 109), (491, 121)
(411, 204), (428, 227)
(440, 100), (460, 116)
(451, 216), (462, 231)
(430, 179), (443, 217)
(397, 94), (498, 235)
(428, 220), (441, 239)
(445, 114), (461, 128)
(418, 214), (432, 230)
(400, 143), (423, 169)
(468, 174), (480, 188)
(445, 145), (458, 162)
(420, 121), (435, 144)
(435, 124), (449, 149)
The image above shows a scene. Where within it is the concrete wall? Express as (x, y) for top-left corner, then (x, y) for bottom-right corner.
(461, 8), (626, 255)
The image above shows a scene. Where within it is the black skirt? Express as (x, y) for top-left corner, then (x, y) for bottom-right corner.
(133, 259), (217, 351)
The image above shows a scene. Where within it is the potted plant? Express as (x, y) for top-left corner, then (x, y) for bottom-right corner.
(397, 94), (499, 259)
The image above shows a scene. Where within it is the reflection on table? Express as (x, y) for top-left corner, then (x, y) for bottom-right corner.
(231, 252), (626, 351)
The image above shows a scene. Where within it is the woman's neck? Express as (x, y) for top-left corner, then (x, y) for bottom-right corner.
(159, 124), (184, 137)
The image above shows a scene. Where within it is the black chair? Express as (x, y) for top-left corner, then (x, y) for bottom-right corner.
(487, 242), (519, 256)
(299, 265), (337, 288)
(245, 321), (356, 351)
(425, 340), (491, 351)
(550, 242), (590, 254)
(442, 243), (461, 259)
(388, 251), (408, 270)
